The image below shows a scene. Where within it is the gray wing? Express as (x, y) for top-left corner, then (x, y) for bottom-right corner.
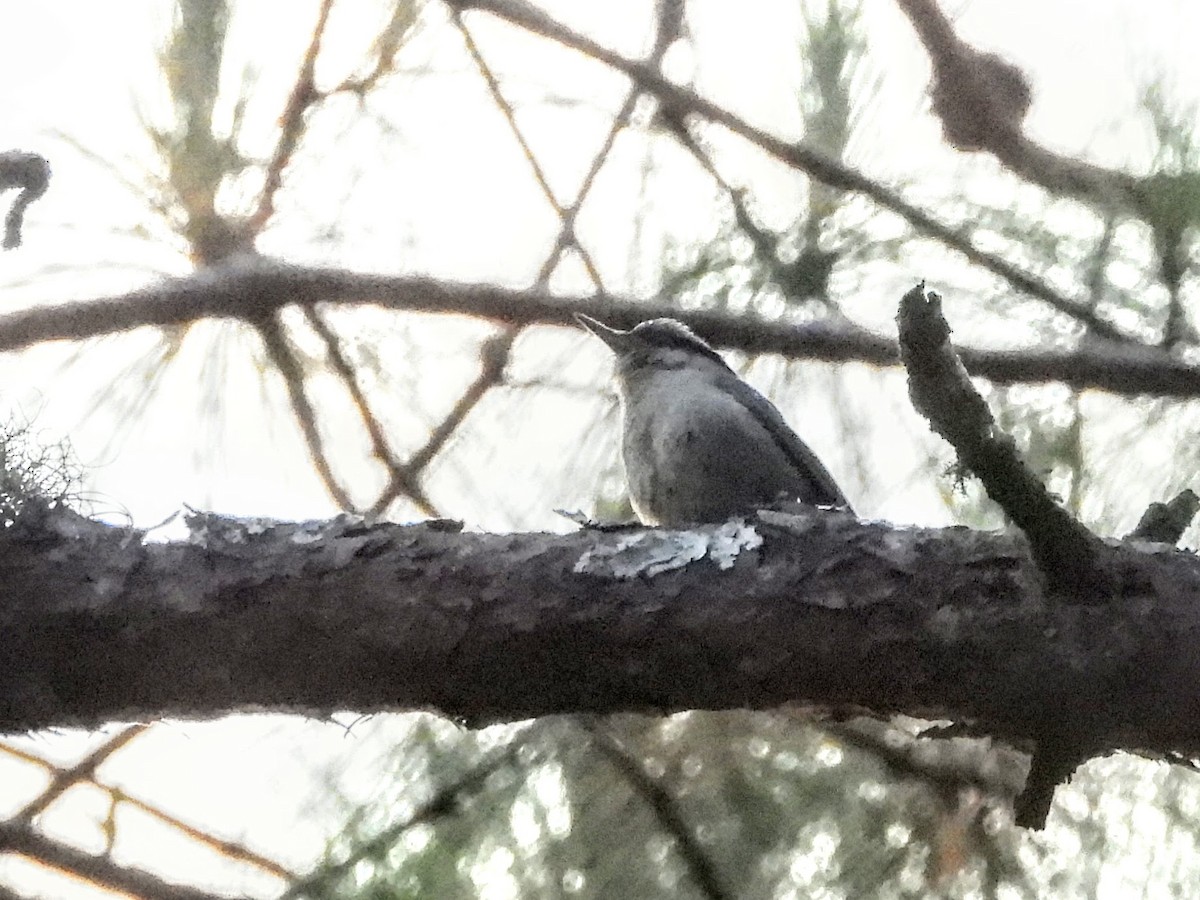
(712, 368), (852, 511)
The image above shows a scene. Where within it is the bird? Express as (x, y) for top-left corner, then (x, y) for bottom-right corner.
(578, 314), (851, 526)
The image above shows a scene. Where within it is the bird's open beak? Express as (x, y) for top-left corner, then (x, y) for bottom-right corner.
(576, 314), (632, 353)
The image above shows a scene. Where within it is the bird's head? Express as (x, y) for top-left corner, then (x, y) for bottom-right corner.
(576, 315), (731, 380)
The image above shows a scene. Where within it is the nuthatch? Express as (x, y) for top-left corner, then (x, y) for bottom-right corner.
(578, 315), (851, 526)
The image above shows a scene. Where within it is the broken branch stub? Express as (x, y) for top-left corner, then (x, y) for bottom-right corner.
(0, 151), (50, 250)
(896, 283), (1105, 599)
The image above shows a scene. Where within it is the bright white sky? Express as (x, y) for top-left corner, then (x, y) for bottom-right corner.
(1, 0), (1198, 896)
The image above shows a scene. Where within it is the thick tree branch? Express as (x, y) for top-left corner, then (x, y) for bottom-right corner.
(584, 721), (733, 900)
(278, 730), (536, 899)
(3, 261), (1200, 399)
(896, 282), (1200, 824)
(255, 314), (357, 511)
(3, 502), (1200, 822)
(898, 282), (1200, 597)
(246, 0), (335, 234)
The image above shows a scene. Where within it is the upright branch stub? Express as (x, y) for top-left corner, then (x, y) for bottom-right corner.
(897, 283), (1107, 599)
(1129, 489), (1200, 544)
(894, 0), (1031, 153)
(0, 151), (50, 249)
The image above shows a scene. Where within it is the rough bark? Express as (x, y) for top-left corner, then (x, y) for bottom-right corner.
(898, 284), (1106, 597)
(895, 281), (1200, 823)
(2, 503), (1199, 771)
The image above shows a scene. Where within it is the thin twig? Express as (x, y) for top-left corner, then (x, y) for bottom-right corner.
(582, 721), (734, 900)
(247, 0), (336, 234)
(531, 87), (632, 289)
(14, 724), (150, 823)
(662, 116), (833, 304)
(278, 727), (537, 900)
(369, 328), (515, 516)
(530, 0), (678, 290)
(301, 305), (440, 517)
(0, 151), (51, 250)
(822, 719), (1024, 800)
(450, 8), (605, 288)
(115, 789), (298, 882)
(0, 821), (231, 900)
(449, 0), (1131, 341)
(329, 1), (421, 96)
(256, 314), (356, 511)
(0, 741), (297, 882)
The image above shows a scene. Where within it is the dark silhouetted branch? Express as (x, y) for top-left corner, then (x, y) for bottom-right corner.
(5, 502), (1200, 835)
(4, 261), (1200, 398)
(1012, 734), (1086, 829)
(0, 151), (50, 250)
(0, 820), (231, 900)
(447, 0), (1129, 341)
(584, 722), (734, 900)
(897, 282), (1105, 596)
(894, 0), (1031, 153)
(1129, 489), (1200, 544)
(893, 0), (1142, 212)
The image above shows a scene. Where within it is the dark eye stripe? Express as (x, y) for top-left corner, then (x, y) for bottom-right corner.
(630, 319), (729, 368)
